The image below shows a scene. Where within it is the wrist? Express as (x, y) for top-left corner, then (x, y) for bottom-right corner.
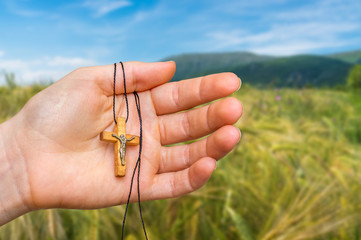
(0, 117), (33, 225)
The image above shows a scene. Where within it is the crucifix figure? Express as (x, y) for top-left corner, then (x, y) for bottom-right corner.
(100, 117), (139, 177)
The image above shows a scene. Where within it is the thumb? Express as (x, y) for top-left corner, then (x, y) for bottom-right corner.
(90, 61), (176, 96)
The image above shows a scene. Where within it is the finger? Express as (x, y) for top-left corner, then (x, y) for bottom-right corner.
(158, 125), (240, 174)
(78, 61), (176, 96)
(149, 157), (216, 200)
(151, 72), (241, 115)
(158, 97), (242, 145)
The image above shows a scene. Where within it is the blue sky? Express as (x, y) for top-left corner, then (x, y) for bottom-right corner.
(0, 0), (361, 84)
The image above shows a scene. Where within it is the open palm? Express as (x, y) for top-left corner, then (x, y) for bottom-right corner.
(12, 61), (242, 210)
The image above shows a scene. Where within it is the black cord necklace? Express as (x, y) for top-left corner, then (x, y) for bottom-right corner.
(113, 62), (148, 240)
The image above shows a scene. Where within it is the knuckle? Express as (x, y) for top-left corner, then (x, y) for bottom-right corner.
(181, 113), (192, 140)
(71, 67), (95, 81)
(160, 147), (168, 172)
(130, 64), (137, 92)
(171, 84), (180, 109)
(159, 118), (168, 144)
(187, 170), (196, 192)
(184, 145), (191, 168)
(197, 77), (205, 102)
(169, 175), (177, 198)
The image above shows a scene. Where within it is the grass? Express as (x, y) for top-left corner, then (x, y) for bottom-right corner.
(1, 83), (361, 239)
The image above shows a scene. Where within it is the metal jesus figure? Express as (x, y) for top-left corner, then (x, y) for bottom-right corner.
(112, 134), (135, 166)
(100, 117), (139, 177)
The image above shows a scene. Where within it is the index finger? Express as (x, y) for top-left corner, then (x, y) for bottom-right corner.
(150, 73), (241, 115)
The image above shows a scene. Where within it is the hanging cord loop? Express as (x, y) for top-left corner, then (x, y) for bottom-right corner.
(113, 62), (148, 240)
(113, 62), (130, 125)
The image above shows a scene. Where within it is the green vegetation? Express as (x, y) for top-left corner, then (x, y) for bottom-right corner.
(1, 81), (361, 239)
(329, 50), (361, 64)
(231, 55), (351, 88)
(166, 52), (355, 88)
(0, 74), (45, 121)
(347, 65), (361, 89)
(163, 52), (273, 82)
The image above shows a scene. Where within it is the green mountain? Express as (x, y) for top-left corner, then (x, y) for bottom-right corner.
(164, 51), (356, 88)
(328, 50), (361, 64)
(162, 52), (273, 81)
(231, 55), (352, 88)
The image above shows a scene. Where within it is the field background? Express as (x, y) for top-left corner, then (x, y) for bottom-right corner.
(1, 51), (361, 239)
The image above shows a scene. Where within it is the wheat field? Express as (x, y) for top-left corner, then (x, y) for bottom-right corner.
(1, 83), (361, 240)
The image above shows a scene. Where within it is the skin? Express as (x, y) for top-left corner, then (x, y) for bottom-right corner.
(0, 61), (242, 225)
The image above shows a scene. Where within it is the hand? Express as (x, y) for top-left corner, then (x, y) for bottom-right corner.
(0, 61), (242, 222)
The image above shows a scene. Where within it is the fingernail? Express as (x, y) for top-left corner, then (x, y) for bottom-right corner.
(237, 128), (242, 143)
(237, 78), (242, 91)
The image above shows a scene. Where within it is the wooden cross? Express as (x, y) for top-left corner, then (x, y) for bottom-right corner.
(100, 117), (139, 177)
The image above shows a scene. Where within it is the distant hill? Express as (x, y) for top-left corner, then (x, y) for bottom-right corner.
(328, 50), (361, 64)
(231, 55), (352, 88)
(163, 51), (356, 88)
(162, 52), (273, 81)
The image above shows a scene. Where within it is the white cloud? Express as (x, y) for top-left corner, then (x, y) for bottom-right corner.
(250, 40), (348, 56)
(180, 0), (361, 56)
(83, 0), (132, 17)
(0, 56), (97, 85)
(207, 21), (360, 55)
